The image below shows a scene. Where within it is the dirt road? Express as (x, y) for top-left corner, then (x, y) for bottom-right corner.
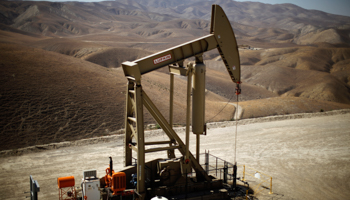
(0, 110), (349, 200)
(230, 102), (243, 120)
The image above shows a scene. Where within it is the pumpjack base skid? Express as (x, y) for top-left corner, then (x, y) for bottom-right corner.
(106, 158), (242, 200)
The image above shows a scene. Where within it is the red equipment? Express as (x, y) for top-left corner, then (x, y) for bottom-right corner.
(104, 157), (128, 195)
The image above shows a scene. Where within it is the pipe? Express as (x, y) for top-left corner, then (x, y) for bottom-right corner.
(109, 157), (113, 176)
(185, 65), (192, 161)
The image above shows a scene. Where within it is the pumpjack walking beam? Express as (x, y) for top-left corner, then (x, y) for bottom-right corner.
(122, 4), (240, 199)
(122, 5), (240, 84)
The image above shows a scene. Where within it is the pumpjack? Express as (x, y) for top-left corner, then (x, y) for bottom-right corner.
(52, 4), (241, 200)
(119, 4), (241, 200)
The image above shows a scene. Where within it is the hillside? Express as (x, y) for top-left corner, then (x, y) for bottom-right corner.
(0, 42), (125, 150)
(1, 0), (350, 46)
(0, 37), (235, 151)
(0, 0), (350, 150)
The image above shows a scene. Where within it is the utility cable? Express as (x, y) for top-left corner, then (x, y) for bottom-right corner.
(206, 92), (235, 122)
(234, 83), (241, 165)
(234, 93), (239, 164)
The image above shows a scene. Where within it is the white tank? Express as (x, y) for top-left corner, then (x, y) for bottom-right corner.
(151, 196), (168, 200)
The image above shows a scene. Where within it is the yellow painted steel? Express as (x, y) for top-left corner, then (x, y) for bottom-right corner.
(243, 165), (246, 181)
(269, 177), (273, 194)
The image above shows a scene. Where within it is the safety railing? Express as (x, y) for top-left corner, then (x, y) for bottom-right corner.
(25, 175), (40, 200)
(131, 152), (273, 197)
(199, 151), (236, 184)
(200, 151), (273, 196)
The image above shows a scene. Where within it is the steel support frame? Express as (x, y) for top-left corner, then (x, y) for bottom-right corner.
(121, 5), (243, 200)
(124, 77), (211, 199)
(125, 80), (146, 197)
(142, 89), (210, 182)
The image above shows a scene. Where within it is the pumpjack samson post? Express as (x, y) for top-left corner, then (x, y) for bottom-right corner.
(122, 4), (241, 200)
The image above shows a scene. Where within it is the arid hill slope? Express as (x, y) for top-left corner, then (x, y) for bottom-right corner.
(0, 37), (235, 151)
(0, 1), (350, 151)
(0, 42), (125, 150)
(1, 0), (350, 46)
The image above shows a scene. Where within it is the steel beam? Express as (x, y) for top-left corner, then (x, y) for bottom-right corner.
(142, 90), (211, 181)
(134, 83), (145, 197)
(124, 81), (134, 166)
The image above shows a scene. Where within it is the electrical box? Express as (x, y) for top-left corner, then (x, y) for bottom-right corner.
(82, 180), (100, 200)
(82, 170), (100, 200)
